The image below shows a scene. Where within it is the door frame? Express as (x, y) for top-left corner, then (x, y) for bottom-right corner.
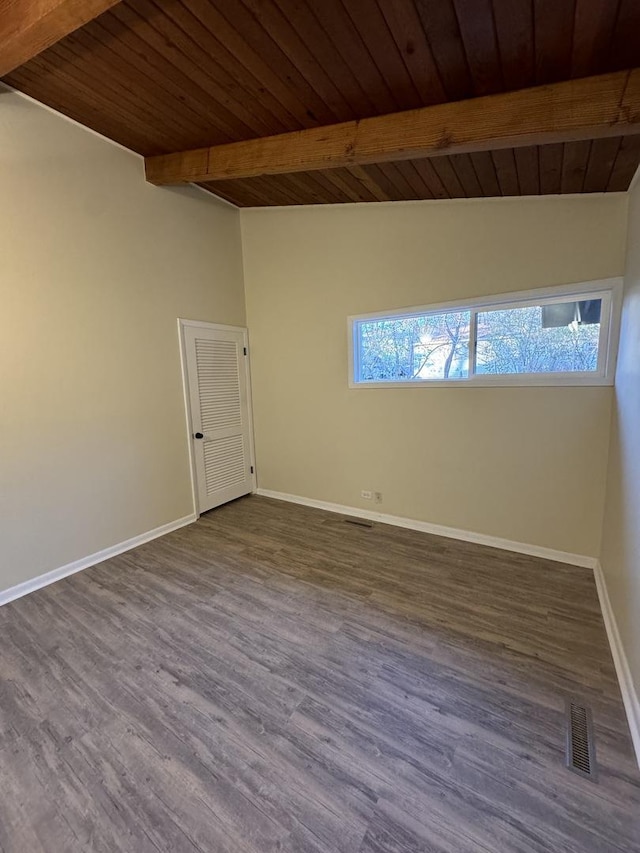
(177, 318), (257, 516)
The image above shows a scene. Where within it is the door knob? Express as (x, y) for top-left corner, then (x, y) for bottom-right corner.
(194, 432), (204, 439)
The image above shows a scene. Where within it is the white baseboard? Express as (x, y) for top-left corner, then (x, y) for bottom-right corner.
(255, 489), (597, 569)
(593, 562), (640, 768)
(4, 493), (637, 770)
(0, 513), (197, 607)
(256, 489), (638, 767)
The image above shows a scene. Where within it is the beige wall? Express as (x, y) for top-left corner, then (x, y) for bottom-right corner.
(0, 89), (245, 590)
(600, 178), (640, 701)
(0, 83), (632, 592)
(242, 196), (627, 558)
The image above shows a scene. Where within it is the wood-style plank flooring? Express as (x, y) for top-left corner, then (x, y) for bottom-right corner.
(1, 495), (639, 852)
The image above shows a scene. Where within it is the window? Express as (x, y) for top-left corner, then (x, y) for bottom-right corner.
(349, 279), (621, 387)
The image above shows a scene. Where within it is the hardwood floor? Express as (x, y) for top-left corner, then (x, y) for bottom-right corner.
(0, 495), (638, 852)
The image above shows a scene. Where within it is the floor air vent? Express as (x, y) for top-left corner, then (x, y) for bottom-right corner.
(343, 518), (374, 528)
(566, 699), (597, 780)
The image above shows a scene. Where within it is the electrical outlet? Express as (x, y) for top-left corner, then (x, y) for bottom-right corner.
(374, 492), (383, 504)
(361, 490), (372, 500)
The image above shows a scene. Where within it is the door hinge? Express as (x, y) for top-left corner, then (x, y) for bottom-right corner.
(250, 465), (254, 474)
(243, 346), (247, 356)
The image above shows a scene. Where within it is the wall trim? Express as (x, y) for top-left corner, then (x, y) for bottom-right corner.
(593, 562), (640, 768)
(239, 191), (628, 213)
(255, 488), (597, 569)
(0, 513), (197, 608)
(256, 488), (638, 767)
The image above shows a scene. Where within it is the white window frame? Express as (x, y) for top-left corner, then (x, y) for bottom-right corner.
(348, 277), (623, 389)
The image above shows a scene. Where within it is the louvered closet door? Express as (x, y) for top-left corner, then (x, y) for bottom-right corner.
(184, 325), (254, 513)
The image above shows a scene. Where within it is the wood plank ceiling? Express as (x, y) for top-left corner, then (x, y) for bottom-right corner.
(4, 0), (640, 206)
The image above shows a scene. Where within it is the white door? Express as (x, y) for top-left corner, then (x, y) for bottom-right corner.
(182, 323), (255, 514)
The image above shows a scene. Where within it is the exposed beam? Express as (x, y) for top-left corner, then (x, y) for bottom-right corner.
(145, 70), (640, 186)
(0, 0), (121, 76)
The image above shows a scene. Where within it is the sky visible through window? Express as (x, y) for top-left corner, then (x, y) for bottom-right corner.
(356, 299), (602, 383)
(476, 303), (600, 376)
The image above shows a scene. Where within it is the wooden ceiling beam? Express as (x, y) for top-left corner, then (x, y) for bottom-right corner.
(145, 70), (640, 186)
(0, 0), (122, 76)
